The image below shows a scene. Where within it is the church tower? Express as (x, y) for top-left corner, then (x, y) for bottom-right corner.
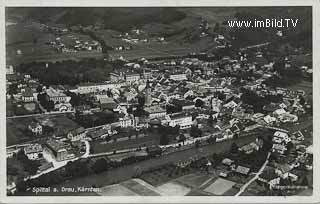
(145, 80), (152, 106)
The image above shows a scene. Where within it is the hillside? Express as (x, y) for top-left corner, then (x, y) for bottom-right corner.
(6, 7), (312, 55)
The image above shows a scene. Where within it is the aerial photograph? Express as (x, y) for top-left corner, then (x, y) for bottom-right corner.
(5, 7), (313, 197)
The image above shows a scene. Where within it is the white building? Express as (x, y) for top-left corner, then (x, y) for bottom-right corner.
(77, 82), (124, 94)
(168, 113), (193, 129)
(119, 115), (135, 128)
(67, 127), (86, 142)
(28, 122), (42, 135)
(125, 72), (141, 83)
(169, 73), (187, 81)
(46, 87), (71, 103)
(24, 144), (43, 160)
(145, 105), (167, 119)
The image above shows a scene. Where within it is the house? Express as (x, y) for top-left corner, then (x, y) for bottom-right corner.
(125, 72), (140, 83)
(272, 143), (287, 154)
(46, 87), (71, 103)
(22, 87), (34, 102)
(24, 144), (43, 160)
(46, 139), (74, 161)
(273, 108), (286, 117)
(28, 122), (42, 135)
(67, 127), (86, 141)
(87, 127), (117, 140)
(119, 115), (135, 128)
(263, 115), (276, 124)
(99, 98), (119, 111)
(223, 100), (238, 109)
(145, 105), (167, 119)
(273, 131), (291, 144)
(54, 102), (73, 112)
(168, 113), (193, 129)
(235, 165), (251, 176)
(171, 99), (195, 111)
(37, 162), (54, 173)
(142, 70), (152, 80)
(222, 158), (234, 166)
(169, 72), (187, 81)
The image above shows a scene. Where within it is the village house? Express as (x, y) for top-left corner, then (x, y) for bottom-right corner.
(145, 105), (167, 119)
(168, 113), (193, 129)
(22, 87), (34, 102)
(169, 72), (187, 81)
(125, 71), (141, 83)
(171, 99), (195, 111)
(119, 115), (135, 128)
(28, 122), (42, 135)
(67, 127), (86, 142)
(45, 139), (74, 161)
(24, 144), (43, 160)
(46, 87), (71, 103)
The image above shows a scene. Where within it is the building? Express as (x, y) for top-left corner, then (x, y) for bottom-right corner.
(145, 105), (167, 119)
(24, 144), (43, 160)
(46, 139), (74, 161)
(99, 98), (119, 111)
(22, 88), (34, 102)
(119, 115), (135, 128)
(142, 69), (152, 80)
(77, 82), (124, 94)
(171, 99), (195, 111)
(169, 73), (187, 81)
(144, 80), (153, 106)
(28, 122), (42, 135)
(125, 72), (141, 83)
(46, 87), (71, 103)
(67, 127), (86, 141)
(6, 65), (14, 75)
(110, 72), (125, 82)
(168, 113), (193, 129)
(235, 165), (251, 176)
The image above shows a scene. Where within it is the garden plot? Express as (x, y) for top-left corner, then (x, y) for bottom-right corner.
(204, 178), (236, 195)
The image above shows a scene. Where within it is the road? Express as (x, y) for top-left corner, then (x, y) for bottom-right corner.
(7, 110), (74, 119)
(235, 151), (271, 196)
(51, 134), (258, 192)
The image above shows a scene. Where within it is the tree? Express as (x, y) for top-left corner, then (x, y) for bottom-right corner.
(195, 140), (200, 148)
(301, 175), (309, 187)
(178, 133), (186, 144)
(195, 99), (204, 108)
(8, 84), (18, 95)
(36, 85), (43, 93)
(208, 115), (214, 127)
(190, 125), (202, 138)
(15, 180), (27, 192)
(299, 95), (306, 105)
(69, 93), (81, 107)
(213, 22), (220, 33)
(92, 158), (109, 173)
(230, 142), (239, 155)
(160, 134), (169, 145)
(137, 94), (145, 109)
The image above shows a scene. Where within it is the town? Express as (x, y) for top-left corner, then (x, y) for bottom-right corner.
(6, 7), (313, 197)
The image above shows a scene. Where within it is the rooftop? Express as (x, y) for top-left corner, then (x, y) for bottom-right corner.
(145, 105), (166, 114)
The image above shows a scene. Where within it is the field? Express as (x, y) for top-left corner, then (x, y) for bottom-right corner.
(6, 114), (79, 146)
(203, 178), (236, 195)
(6, 22), (57, 65)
